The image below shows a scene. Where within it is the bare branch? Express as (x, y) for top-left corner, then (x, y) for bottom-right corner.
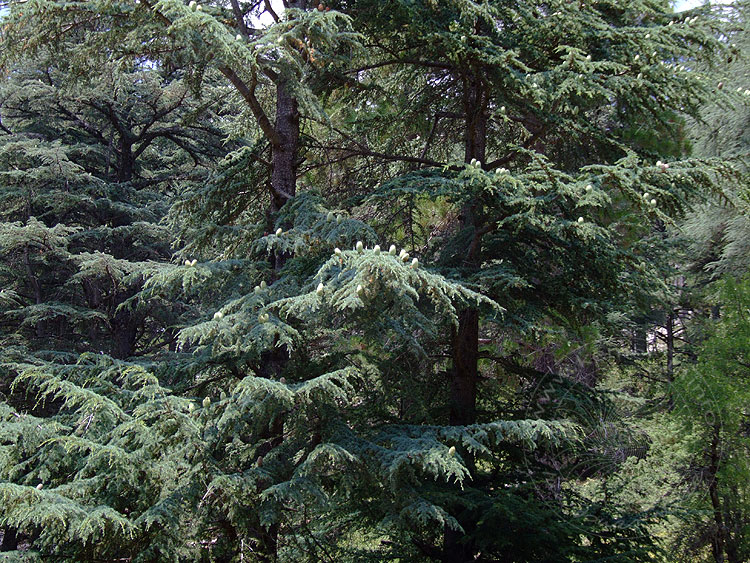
(262, 0), (280, 23)
(219, 66), (281, 147)
(230, 0), (253, 35)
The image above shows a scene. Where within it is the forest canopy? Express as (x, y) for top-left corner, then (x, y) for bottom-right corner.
(0, 0), (749, 561)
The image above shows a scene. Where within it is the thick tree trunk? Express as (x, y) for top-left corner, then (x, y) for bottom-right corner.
(450, 309), (479, 426)
(117, 138), (134, 183)
(0, 527), (18, 552)
(255, 413), (285, 562)
(463, 75), (487, 165)
(632, 327), (647, 353)
(443, 527), (472, 563)
(23, 245), (44, 338)
(443, 71), (487, 563)
(268, 80), (300, 271)
(109, 288), (144, 359)
(450, 71), (486, 428)
(270, 81), (299, 214)
(254, 74), (301, 562)
(111, 318), (138, 359)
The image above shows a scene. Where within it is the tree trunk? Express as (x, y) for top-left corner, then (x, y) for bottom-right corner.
(255, 416), (285, 562)
(632, 327), (647, 353)
(109, 288), (144, 359)
(450, 308), (479, 426)
(450, 71), (486, 428)
(253, 72), (302, 563)
(463, 74), (487, 166)
(23, 245), (44, 338)
(708, 424), (727, 563)
(0, 527), (18, 552)
(269, 80), (299, 213)
(117, 138), (134, 183)
(268, 80), (300, 271)
(443, 527), (472, 563)
(666, 310), (674, 382)
(443, 70), (487, 563)
(111, 317), (138, 359)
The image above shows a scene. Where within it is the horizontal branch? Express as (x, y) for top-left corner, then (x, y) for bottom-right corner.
(345, 58), (454, 74)
(309, 144), (444, 168)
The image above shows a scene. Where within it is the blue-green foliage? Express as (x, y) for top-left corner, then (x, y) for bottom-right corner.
(0, 0), (747, 560)
(0, 170), (575, 560)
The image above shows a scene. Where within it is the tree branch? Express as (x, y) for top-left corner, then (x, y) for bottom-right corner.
(54, 103), (108, 145)
(485, 124), (550, 169)
(139, 0), (281, 147)
(0, 114), (12, 135)
(219, 66), (282, 147)
(307, 143), (444, 168)
(135, 89), (188, 141)
(230, 0), (253, 35)
(345, 58), (453, 74)
(262, 0), (280, 23)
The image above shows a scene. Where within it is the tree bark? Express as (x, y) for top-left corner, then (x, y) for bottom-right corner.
(23, 245), (45, 339)
(463, 73), (487, 165)
(267, 0), (305, 218)
(0, 527), (18, 552)
(449, 71), (487, 428)
(443, 70), (487, 563)
(268, 80), (299, 271)
(708, 424), (727, 563)
(666, 310), (674, 382)
(117, 137), (135, 183)
(270, 80), (299, 214)
(111, 315), (139, 359)
(450, 308), (479, 426)
(254, 32), (303, 561)
(443, 527), (472, 563)
(632, 326), (647, 353)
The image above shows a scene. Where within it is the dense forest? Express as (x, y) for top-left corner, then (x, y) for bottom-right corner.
(0, 0), (748, 560)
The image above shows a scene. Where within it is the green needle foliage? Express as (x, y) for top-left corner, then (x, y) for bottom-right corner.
(0, 0), (748, 561)
(671, 277), (750, 562)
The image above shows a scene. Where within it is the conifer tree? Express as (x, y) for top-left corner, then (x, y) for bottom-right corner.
(671, 277), (750, 563)
(0, 50), (227, 358)
(0, 0), (747, 561)
(328, 0), (744, 558)
(683, 1), (750, 280)
(659, 5), (750, 560)
(0, 41), (229, 554)
(0, 4), (579, 561)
